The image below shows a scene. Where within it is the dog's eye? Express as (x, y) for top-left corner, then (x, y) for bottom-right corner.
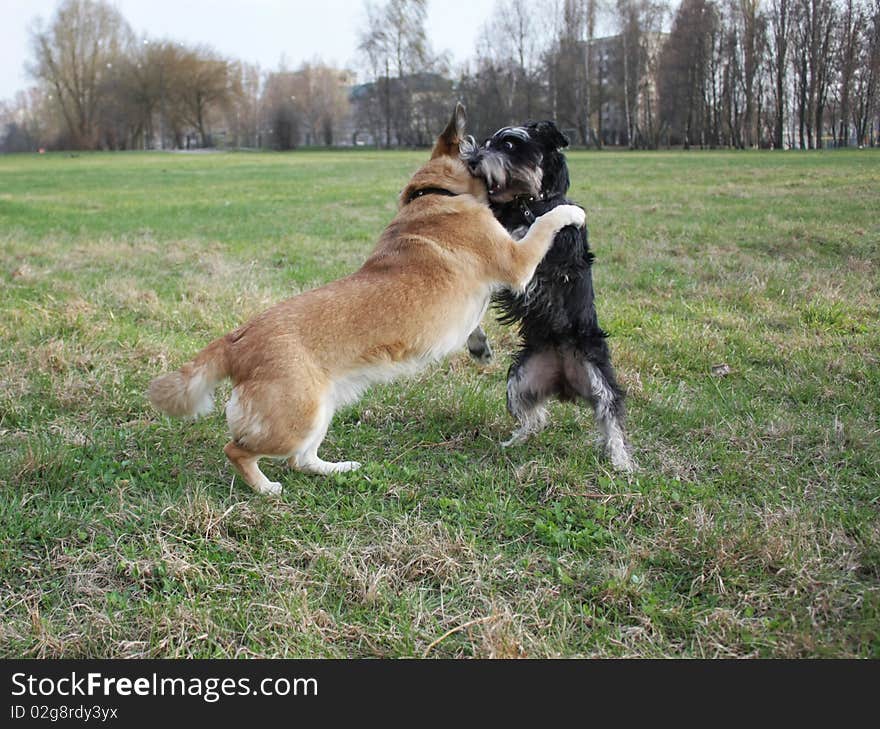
(504, 140), (515, 151)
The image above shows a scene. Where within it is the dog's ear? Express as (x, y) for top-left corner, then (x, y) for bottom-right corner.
(431, 102), (467, 159)
(530, 121), (569, 150)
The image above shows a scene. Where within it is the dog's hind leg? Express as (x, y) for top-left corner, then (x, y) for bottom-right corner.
(288, 399), (361, 476)
(502, 349), (560, 447)
(466, 325), (493, 364)
(561, 346), (634, 472)
(224, 441), (282, 496)
(587, 362), (632, 473)
(226, 378), (358, 488)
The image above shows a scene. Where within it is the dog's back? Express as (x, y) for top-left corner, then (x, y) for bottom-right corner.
(219, 188), (504, 386)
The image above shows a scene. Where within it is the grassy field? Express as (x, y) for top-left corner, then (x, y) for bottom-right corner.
(0, 148), (878, 658)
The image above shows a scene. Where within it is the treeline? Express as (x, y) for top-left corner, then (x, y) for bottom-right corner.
(2, 0), (879, 152)
(454, 0), (880, 148)
(1, 0), (353, 152)
(658, 0), (880, 148)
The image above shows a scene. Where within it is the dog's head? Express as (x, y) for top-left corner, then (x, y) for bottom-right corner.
(462, 120), (570, 203)
(399, 103), (488, 208)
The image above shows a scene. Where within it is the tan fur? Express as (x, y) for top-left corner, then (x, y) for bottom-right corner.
(148, 104), (585, 495)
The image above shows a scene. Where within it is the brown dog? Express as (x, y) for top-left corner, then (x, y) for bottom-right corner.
(148, 104), (585, 495)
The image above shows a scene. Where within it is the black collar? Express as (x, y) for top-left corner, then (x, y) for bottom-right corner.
(406, 187), (458, 205)
(513, 194), (540, 225)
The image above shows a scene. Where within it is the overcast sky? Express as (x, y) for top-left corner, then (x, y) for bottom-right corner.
(1, 0), (500, 101)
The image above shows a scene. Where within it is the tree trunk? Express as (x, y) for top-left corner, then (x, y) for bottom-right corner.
(621, 31), (633, 147)
(384, 58), (391, 148)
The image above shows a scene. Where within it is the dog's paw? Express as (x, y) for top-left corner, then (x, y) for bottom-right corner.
(466, 327), (493, 365)
(559, 204), (586, 229)
(543, 204), (585, 231)
(467, 341), (494, 365)
(294, 458), (362, 476)
(257, 480), (283, 496)
(606, 442), (636, 474)
(335, 461), (362, 473)
(501, 430), (529, 448)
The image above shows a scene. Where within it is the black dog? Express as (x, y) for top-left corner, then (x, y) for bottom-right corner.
(462, 122), (633, 471)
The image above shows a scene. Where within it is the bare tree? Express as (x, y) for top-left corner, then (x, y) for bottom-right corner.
(493, 0), (547, 120)
(290, 62), (353, 146)
(457, 0), (552, 139)
(735, 0), (765, 148)
(852, 0), (880, 145)
(27, 0), (133, 149)
(225, 62), (262, 148)
(584, 0), (600, 146)
(548, 0), (606, 145)
(834, 0), (866, 145)
(170, 46), (238, 147)
(659, 0), (718, 148)
(791, 0), (836, 148)
(549, 0), (588, 141)
(615, 0), (668, 148)
(262, 68), (302, 150)
(1, 88), (58, 152)
(767, 0), (792, 148)
(357, 0), (432, 146)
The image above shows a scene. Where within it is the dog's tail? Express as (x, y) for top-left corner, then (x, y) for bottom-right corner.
(148, 337), (230, 418)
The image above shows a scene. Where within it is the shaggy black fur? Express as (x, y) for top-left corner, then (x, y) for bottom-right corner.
(462, 121), (632, 469)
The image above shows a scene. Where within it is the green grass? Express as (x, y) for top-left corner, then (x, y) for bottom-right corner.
(1, 148), (878, 658)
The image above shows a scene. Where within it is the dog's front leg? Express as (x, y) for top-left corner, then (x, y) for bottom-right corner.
(505, 205), (585, 290)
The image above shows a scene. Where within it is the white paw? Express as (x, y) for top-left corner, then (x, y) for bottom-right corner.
(336, 461), (362, 473)
(258, 480), (283, 496)
(294, 457), (362, 476)
(544, 204), (585, 230)
(561, 204), (586, 228)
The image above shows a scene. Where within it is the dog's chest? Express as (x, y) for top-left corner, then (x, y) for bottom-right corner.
(431, 290), (491, 358)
